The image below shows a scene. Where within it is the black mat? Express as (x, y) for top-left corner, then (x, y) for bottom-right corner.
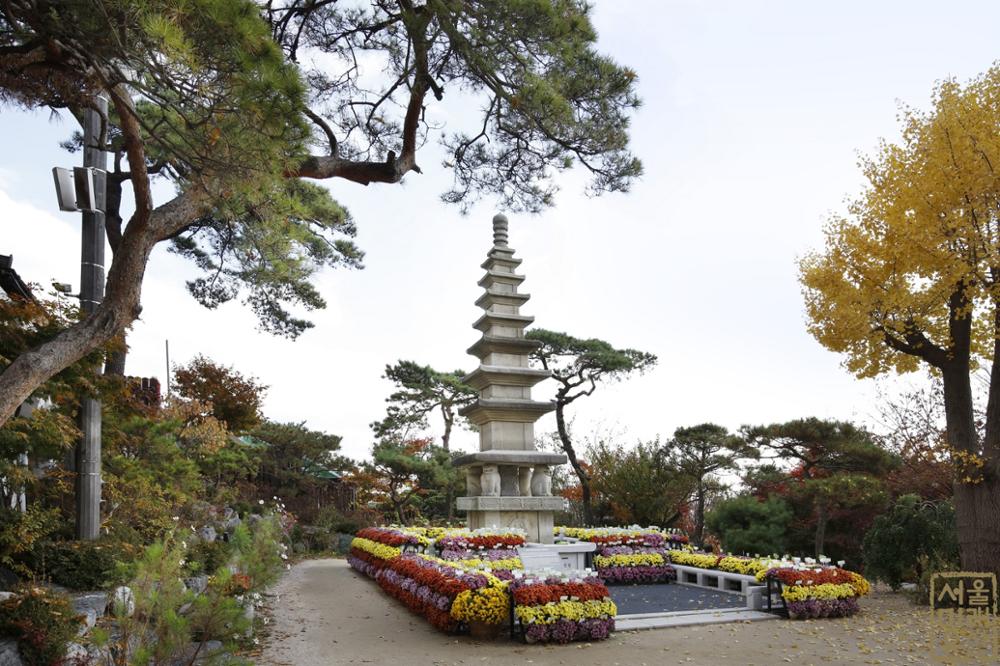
(610, 583), (746, 615)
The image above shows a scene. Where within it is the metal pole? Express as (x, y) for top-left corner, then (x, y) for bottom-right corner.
(76, 97), (107, 540)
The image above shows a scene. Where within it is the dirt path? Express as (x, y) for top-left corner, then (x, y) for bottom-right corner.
(259, 559), (995, 665)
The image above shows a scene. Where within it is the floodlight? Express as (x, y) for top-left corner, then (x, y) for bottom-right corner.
(52, 166), (103, 212)
(52, 167), (77, 211)
(73, 167), (97, 211)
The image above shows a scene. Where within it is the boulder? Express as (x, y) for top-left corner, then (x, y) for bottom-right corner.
(64, 642), (88, 663)
(170, 640), (224, 665)
(72, 592), (108, 632)
(0, 640), (23, 666)
(221, 515), (241, 535)
(184, 575), (209, 595)
(197, 526), (217, 543)
(107, 586), (135, 617)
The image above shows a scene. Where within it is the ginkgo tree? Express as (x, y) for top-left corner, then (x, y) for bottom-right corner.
(800, 66), (1000, 576)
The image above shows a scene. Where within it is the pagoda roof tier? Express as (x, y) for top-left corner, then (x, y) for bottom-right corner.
(467, 335), (542, 358)
(474, 289), (530, 310)
(453, 449), (567, 468)
(472, 311), (534, 333)
(477, 270), (526, 289)
(459, 397), (555, 424)
(462, 365), (551, 390)
(481, 251), (522, 270)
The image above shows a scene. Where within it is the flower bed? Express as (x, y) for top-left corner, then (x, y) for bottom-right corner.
(348, 527), (617, 642)
(667, 550), (770, 578)
(555, 527), (677, 584)
(757, 562), (870, 619)
(348, 540), (510, 632)
(354, 526), (432, 550)
(434, 528), (525, 579)
(664, 548), (870, 619)
(378, 554), (509, 631)
(510, 570), (616, 643)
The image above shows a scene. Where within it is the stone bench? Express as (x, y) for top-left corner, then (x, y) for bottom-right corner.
(670, 564), (769, 610)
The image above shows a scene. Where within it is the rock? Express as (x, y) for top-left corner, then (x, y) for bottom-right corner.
(64, 642), (88, 662)
(0, 591), (14, 604)
(86, 644), (113, 664)
(107, 586), (135, 617)
(197, 526), (217, 543)
(184, 575), (209, 594)
(243, 601), (255, 623)
(72, 592), (108, 632)
(221, 515), (241, 534)
(170, 640), (224, 665)
(0, 640), (23, 666)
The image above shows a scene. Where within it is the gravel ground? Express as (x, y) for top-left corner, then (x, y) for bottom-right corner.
(258, 559), (997, 666)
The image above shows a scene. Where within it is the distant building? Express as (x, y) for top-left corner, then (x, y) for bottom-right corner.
(0, 254), (34, 302)
(237, 434), (357, 514)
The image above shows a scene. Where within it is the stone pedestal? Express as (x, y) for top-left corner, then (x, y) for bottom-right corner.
(454, 215), (566, 544)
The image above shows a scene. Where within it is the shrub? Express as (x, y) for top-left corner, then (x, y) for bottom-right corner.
(0, 586), (81, 666)
(28, 539), (139, 590)
(862, 494), (959, 590)
(186, 539), (232, 576)
(705, 495), (793, 555)
(315, 505), (370, 535)
(101, 514), (288, 665)
(0, 505), (61, 579)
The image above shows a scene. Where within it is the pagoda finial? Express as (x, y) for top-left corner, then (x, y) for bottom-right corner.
(492, 213), (509, 247)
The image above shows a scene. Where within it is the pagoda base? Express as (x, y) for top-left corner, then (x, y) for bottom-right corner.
(457, 496), (565, 544)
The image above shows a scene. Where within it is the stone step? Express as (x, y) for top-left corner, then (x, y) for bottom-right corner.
(614, 608), (779, 631)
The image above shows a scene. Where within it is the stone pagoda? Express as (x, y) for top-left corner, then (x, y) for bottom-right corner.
(453, 214), (567, 544)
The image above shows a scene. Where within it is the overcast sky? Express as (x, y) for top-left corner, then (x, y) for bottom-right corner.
(2, 1), (996, 461)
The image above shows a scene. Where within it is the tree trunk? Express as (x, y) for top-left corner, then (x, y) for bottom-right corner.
(814, 499), (828, 557)
(939, 360), (1000, 577)
(0, 188), (206, 427)
(0, 242), (150, 424)
(442, 407), (454, 522)
(555, 400), (591, 524)
(694, 483), (706, 547)
(953, 481), (1000, 575)
(104, 337), (127, 376)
